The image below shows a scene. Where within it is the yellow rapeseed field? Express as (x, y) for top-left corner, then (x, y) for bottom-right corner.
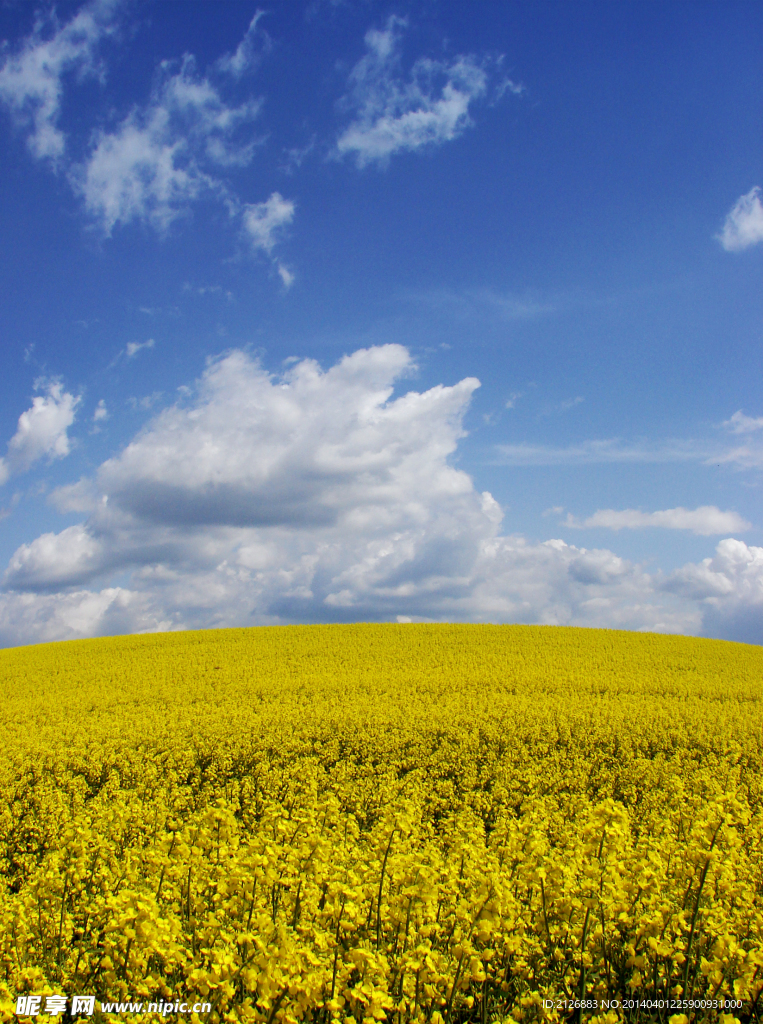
(0, 623), (762, 1024)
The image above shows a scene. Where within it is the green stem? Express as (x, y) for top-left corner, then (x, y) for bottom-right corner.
(376, 829), (396, 950)
(57, 873), (69, 968)
(682, 819), (722, 997)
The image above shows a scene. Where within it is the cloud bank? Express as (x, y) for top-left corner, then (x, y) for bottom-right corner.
(1, 346), (760, 648)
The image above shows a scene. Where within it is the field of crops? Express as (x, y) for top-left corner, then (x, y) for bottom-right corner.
(1, 623), (762, 1024)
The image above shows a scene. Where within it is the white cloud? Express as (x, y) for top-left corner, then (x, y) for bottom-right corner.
(93, 399), (108, 422)
(0, 587), (172, 647)
(277, 264), (295, 289)
(49, 478), (100, 514)
(183, 283), (233, 299)
(93, 344), (480, 531)
(404, 287), (555, 322)
(539, 396), (584, 416)
(126, 338), (155, 359)
(242, 192), (295, 253)
(495, 414), (763, 473)
(716, 446), (763, 471)
(0, 383), (80, 485)
(462, 537), (698, 635)
(5, 524), (108, 590)
(718, 187), (763, 252)
(75, 55), (262, 234)
(128, 392), (163, 411)
(664, 539), (763, 645)
(724, 410), (763, 434)
(1, 7), (293, 278)
(564, 506), (751, 536)
(714, 410), (763, 470)
(494, 438), (712, 466)
(559, 396), (584, 411)
(215, 11), (270, 79)
(3, 345), (760, 648)
(336, 16), (504, 168)
(0, 0), (119, 161)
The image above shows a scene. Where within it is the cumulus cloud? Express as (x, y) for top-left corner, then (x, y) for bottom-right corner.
(336, 16), (509, 168)
(0, 0), (119, 161)
(718, 187), (763, 252)
(3, 344), (759, 648)
(49, 478), (100, 514)
(0, 383), (80, 485)
(564, 506), (751, 536)
(664, 539), (763, 645)
(0, 587), (172, 647)
(93, 344), (480, 531)
(5, 524), (110, 591)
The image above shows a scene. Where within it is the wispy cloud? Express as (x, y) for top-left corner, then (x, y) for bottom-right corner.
(182, 283), (233, 300)
(214, 11), (270, 79)
(126, 338), (155, 359)
(0, 4), (294, 278)
(715, 410), (763, 470)
(0, 0), (120, 162)
(716, 445), (763, 471)
(0, 382), (80, 485)
(539, 396), (584, 417)
(242, 192), (294, 251)
(493, 438), (713, 466)
(724, 410), (763, 434)
(280, 137), (316, 174)
(277, 264), (295, 288)
(74, 54), (263, 235)
(402, 286), (554, 322)
(718, 186), (763, 252)
(336, 16), (514, 168)
(128, 392), (163, 412)
(495, 410), (763, 471)
(563, 506), (751, 536)
(242, 192), (296, 286)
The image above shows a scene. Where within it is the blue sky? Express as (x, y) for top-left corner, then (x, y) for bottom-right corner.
(1, 0), (762, 647)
